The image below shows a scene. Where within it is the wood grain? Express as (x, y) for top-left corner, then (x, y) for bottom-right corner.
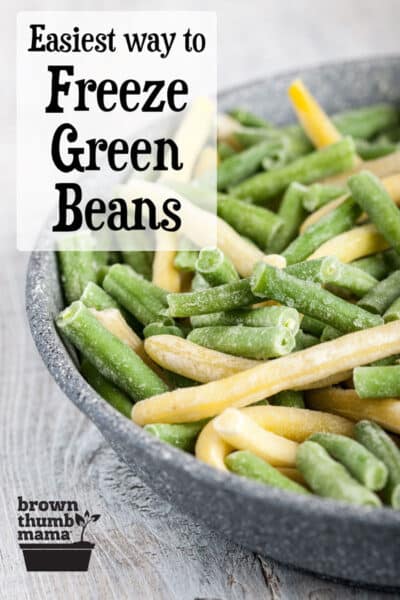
(3, 0), (400, 597)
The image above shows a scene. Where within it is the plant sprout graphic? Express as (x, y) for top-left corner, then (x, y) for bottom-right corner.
(75, 510), (101, 543)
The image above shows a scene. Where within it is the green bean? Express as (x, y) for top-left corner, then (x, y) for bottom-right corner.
(270, 390), (305, 409)
(233, 128), (284, 150)
(103, 264), (167, 325)
(355, 138), (397, 161)
(261, 148), (289, 172)
(167, 279), (257, 318)
(348, 171), (400, 255)
(229, 108), (272, 128)
(188, 325), (295, 359)
(144, 420), (207, 453)
(354, 365), (400, 398)
(320, 325), (341, 342)
(319, 256), (378, 298)
(57, 301), (168, 400)
(81, 282), (120, 311)
(190, 305), (300, 334)
(217, 141), (237, 161)
(300, 315), (325, 337)
(231, 138), (356, 204)
(355, 420), (400, 508)
(191, 272), (210, 291)
(217, 195), (283, 250)
(226, 450), (309, 495)
(268, 183), (308, 253)
(282, 197), (361, 265)
(174, 249), (199, 272)
(384, 296), (400, 322)
(302, 184), (346, 212)
(358, 270), (400, 314)
(195, 247), (239, 287)
(369, 354), (400, 367)
(121, 251), (153, 280)
(384, 248), (400, 271)
(296, 441), (381, 507)
(80, 359), (133, 418)
(58, 237), (108, 304)
(332, 104), (399, 140)
(295, 330), (320, 350)
(351, 253), (391, 280)
(285, 258), (326, 282)
(309, 432), (388, 491)
(143, 320), (184, 339)
(251, 263), (383, 333)
(218, 140), (284, 191)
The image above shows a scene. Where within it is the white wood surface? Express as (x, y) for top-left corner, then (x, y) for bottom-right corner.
(2, 1), (400, 598)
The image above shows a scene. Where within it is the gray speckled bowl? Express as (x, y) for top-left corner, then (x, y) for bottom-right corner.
(27, 56), (400, 589)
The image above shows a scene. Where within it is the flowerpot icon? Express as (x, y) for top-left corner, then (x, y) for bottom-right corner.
(20, 542), (95, 571)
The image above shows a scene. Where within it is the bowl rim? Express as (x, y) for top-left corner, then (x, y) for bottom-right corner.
(26, 53), (400, 533)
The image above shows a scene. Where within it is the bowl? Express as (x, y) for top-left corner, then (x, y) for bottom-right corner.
(26, 55), (400, 589)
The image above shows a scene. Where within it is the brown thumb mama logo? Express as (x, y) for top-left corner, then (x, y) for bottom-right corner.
(17, 496), (101, 571)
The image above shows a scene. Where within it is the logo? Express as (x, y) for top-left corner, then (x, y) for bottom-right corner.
(17, 496), (100, 571)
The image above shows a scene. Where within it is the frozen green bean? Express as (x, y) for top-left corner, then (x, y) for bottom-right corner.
(282, 198), (361, 265)
(270, 390), (305, 409)
(80, 359), (133, 418)
(295, 330), (320, 350)
(268, 183), (308, 253)
(58, 237), (108, 304)
(218, 140), (282, 191)
(320, 325), (342, 342)
(122, 251), (153, 280)
(354, 365), (400, 398)
(231, 138), (356, 204)
(217, 141), (236, 161)
(103, 264), (167, 325)
(309, 432), (388, 491)
(348, 171), (400, 255)
(355, 138), (397, 161)
(57, 301), (168, 400)
(226, 450), (309, 495)
(188, 325), (295, 359)
(190, 305), (300, 334)
(217, 195), (284, 250)
(144, 420), (207, 453)
(229, 108), (272, 128)
(300, 315), (325, 337)
(332, 104), (399, 140)
(302, 184), (346, 212)
(143, 320), (184, 339)
(81, 282), (120, 311)
(195, 247), (239, 287)
(167, 279), (257, 318)
(351, 253), (391, 280)
(296, 441), (381, 507)
(355, 420), (400, 508)
(174, 249), (199, 272)
(251, 264), (383, 333)
(319, 256), (378, 298)
(384, 296), (400, 322)
(358, 270), (400, 314)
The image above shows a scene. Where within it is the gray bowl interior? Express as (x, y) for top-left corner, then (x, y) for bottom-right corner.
(27, 56), (400, 589)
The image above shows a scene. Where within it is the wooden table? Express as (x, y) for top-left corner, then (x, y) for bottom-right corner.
(2, 1), (400, 597)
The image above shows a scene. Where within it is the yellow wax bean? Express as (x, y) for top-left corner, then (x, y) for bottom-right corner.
(288, 79), (342, 148)
(144, 335), (260, 383)
(241, 405), (354, 440)
(195, 420), (233, 470)
(307, 224), (389, 262)
(131, 321), (400, 425)
(321, 151), (400, 186)
(307, 388), (400, 434)
(213, 408), (298, 467)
